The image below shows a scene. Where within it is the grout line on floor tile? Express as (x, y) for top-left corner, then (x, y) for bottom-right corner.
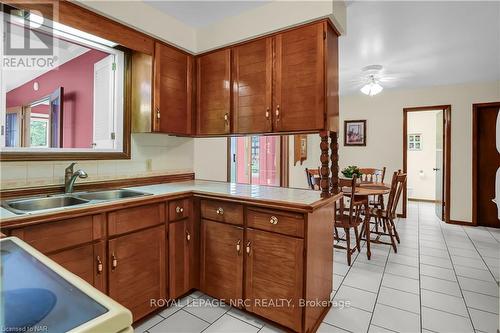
(435, 220), (477, 330)
(466, 306), (499, 316)
(226, 312), (264, 329)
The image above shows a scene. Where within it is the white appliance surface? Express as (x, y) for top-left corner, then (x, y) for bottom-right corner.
(1, 237), (132, 333)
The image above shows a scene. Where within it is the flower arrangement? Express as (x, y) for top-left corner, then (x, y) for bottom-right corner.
(341, 165), (362, 178)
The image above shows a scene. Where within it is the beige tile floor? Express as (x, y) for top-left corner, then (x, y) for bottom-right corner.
(134, 202), (500, 333)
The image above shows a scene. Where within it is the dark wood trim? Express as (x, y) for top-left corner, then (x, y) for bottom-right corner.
(472, 101), (500, 226)
(343, 120), (366, 147)
(0, 173), (194, 199)
(403, 105), (451, 222)
(449, 220), (474, 226)
(0, 50), (133, 161)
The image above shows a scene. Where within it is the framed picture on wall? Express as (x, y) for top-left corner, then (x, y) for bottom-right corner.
(408, 133), (422, 151)
(344, 120), (366, 146)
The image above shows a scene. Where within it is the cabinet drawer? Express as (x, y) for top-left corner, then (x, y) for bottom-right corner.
(169, 198), (190, 222)
(10, 214), (104, 254)
(247, 208), (304, 237)
(200, 199), (243, 225)
(108, 203), (166, 236)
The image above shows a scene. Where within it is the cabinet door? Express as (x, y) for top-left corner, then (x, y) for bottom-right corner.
(108, 225), (166, 321)
(200, 219), (243, 301)
(245, 229), (303, 332)
(274, 22), (325, 132)
(154, 42), (193, 134)
(169, 218), (195, 299)
(49, 241), (106, 292)
(232, 38), (272, 133)
(196, 49), (231, 135)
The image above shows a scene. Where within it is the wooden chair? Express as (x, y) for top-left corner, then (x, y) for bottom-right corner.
(366, 171), (407, 253)
(359, 167), (387, 231)
(334, 176), (367, 266)
(305, 168), (320, 190)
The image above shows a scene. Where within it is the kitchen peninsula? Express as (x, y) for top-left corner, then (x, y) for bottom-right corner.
(0, 178), (341, 333)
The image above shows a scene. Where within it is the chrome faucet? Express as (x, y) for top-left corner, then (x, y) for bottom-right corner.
(64, 163), (88, 194)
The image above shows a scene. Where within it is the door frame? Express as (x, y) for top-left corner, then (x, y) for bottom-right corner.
(472, 102), (500, 226)
(403, 105), (451, 222)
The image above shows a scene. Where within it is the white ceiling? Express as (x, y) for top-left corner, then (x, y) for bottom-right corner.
(144, 1), (270, 27)
(340, 1), (500, 95)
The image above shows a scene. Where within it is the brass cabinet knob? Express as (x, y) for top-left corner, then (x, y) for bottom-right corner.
(270, 216), (278, 225)
(156, 107), (161, 119)
(176, 206), (184, 214)
(246, 241), (251, 256)
(216, 207), (224, 215)
(186, 231), (191, 241)
(265, 108), (270, 119)
(275, 105), (280, 121)
(96, 255), (103, 274)
(111, 253), (118, 270)
(236, 239), (241, 255)
(224, 113), (229, 125)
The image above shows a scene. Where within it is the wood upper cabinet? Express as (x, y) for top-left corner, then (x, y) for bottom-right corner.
(154, 42), (193, 135)
(200, 219), (243, 301)
(232, 38), (272, 134)
(49, 241), (106, 292)
(108, 225), (166, 322)
(244, 229), (304, 332)
(274, 22), (325, 132)
(169, 217), (195, 299)
(196, 49), (231, 135)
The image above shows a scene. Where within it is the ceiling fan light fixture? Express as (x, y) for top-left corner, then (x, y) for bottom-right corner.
(360, 75), (383, 96)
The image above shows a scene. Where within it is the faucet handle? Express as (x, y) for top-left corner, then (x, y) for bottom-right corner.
(65, 163), (77, 173)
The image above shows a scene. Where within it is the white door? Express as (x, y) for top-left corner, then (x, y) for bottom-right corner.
(93, 55), (116, 149)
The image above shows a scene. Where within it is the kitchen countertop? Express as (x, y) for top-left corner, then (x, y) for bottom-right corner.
(0, 180), (341, 224)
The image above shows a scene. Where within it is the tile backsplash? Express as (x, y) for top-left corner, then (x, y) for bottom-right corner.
(0, 134), (194, 189)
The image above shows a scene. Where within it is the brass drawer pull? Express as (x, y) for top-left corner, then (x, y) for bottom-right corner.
(236, 239), (241, 255)
(176, 206), (184, 214)
(265, 108), (270, 119)
(246, 241), (251, 256)
(111, 253), (118, 270)
(275, 105), (280, 121)
(96, 256), (103, 274)
(216, 207), (224, 215)
(270, 216), (278, 225)
(156, 107), (161, 119)
(224, 113), (229, 125)
(186, 230), (191, 241)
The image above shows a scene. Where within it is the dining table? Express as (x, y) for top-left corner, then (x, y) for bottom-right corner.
(340, 181), (392, 260)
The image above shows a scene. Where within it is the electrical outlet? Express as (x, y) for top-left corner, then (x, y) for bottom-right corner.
(146, 159), (152, 171)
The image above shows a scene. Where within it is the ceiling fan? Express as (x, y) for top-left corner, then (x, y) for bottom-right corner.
(355, 64), (404, 96)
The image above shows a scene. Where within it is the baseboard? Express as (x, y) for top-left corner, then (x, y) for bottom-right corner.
(448, 219), (474, 226)
(408, 198), (438, 203)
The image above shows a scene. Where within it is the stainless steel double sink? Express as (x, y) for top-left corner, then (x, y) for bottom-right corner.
(2, 189), (152, 214)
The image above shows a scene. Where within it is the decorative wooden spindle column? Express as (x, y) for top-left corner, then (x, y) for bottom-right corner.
(330, 131), (339, 194)
(319, 131), (331, 198)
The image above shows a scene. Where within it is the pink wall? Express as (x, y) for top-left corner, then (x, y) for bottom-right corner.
(6, 49), (108, 148)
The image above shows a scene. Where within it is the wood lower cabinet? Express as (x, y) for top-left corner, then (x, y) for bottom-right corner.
(108, 225), (166, 321)
(169, 217), (195, 299)
(274, 22), (325, 132)
(200, 219), (243, 301)
(154, 42), (193, 135)
(49, 241), (106, 292)
(196, 49), (231, 135)
(245, 229), (304, 332)
(232, 38), (273, 134)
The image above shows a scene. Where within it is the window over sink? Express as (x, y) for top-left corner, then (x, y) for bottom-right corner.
(0, 4), (130, 160)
